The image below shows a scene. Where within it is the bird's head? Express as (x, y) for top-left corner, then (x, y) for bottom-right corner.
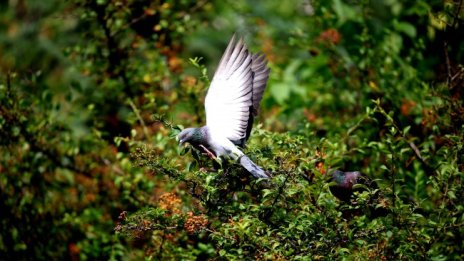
(177, 127), (198, 146)
(331, 170), (361, 189)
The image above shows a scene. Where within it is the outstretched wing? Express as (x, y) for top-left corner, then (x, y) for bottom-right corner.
(205, 34), (253, 141)
(240, 53), (271, 144)
(231, 53), (271, 147)
(250, 53), (270, 116)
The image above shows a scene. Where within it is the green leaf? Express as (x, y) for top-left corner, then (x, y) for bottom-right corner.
(394, 21), (417, 38)
(270, 82), (290, 104)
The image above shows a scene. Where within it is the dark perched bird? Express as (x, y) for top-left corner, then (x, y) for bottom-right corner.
(177, 34), (271, 179)
(329, 170), (377, 202)
(329, 170), (389, 218)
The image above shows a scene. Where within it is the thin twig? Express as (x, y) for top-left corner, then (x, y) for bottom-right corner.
(6, 71), (11, 93)
(443, 0), (463, 89)
(375, 103), (433, 175)
(263, 171), (291, 220)
(204, 228), (236, 241)
(128, 99), (150, 140)
(89, 1), (133, 97)
(444, 41), (452, 87)
(153, 114), (180, 131)
(111, 13), (149, 38)
(156, 231), (166, 260)
(389, 143), (396, 210)
(451, 0), (463, 29)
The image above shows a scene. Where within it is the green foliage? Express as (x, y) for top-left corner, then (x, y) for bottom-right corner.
(1, 0), (463, 259)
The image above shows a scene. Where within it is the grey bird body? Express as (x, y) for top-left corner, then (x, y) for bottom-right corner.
(178, 35), (271, 179)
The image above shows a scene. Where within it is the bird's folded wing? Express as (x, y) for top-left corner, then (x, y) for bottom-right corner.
(205, 34), (253, 141)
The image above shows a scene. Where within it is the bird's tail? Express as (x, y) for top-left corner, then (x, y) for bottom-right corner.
(239, 155), (270, 179)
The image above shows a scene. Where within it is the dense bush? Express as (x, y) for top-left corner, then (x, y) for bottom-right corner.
(1, 0), (463, 259)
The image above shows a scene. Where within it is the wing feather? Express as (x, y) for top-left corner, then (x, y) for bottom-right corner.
(205, 35), (270, 143)
(251, 53), (271, 116)
(232, 51), (270, 147)
(205, 35), (254, 141)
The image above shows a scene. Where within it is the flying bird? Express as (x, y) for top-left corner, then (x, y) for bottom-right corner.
(177, 34), (271, 179)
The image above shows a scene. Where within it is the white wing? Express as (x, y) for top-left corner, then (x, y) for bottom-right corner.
(205, 35), (253, 141)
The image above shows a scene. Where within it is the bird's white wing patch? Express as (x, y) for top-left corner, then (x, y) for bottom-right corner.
(205, 35), (253, 141)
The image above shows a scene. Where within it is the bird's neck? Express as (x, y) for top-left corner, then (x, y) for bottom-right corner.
(189, 126), (209, 145)
(334, 175), (347, 186)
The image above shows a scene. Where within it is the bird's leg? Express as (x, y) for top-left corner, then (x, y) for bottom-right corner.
(199, 145), (216, 160)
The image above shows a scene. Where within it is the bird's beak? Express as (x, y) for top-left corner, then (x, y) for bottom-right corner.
(178, 137), (186, 146)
